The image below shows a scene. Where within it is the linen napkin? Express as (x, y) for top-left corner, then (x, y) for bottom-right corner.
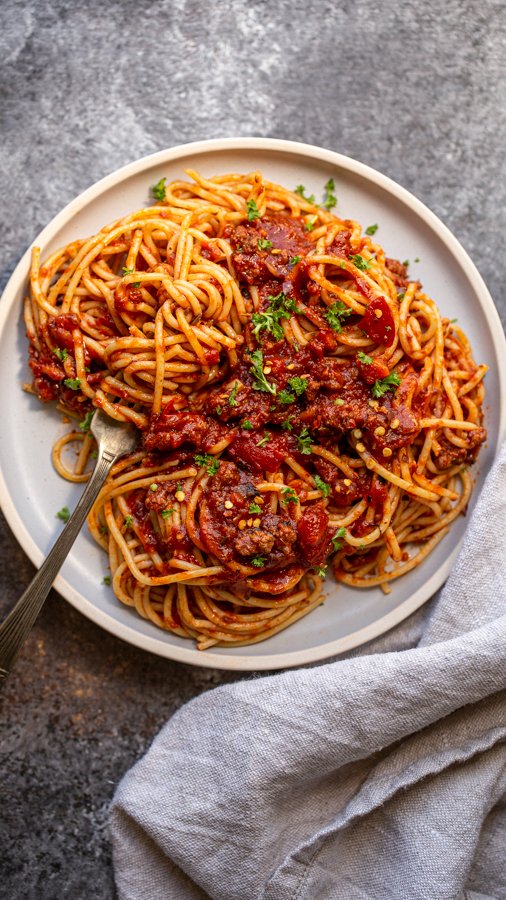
(109, 440), (506, 900)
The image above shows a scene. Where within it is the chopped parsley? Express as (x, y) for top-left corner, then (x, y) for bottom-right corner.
(256, 433), (270, 448)
(228, 380), (240, 407)
(161, 509), (174, 519)
(296, 428), (312, 455)
(246, 199), (261, 221)
(122, 267), (134, 276)
(149, 483), (158, 492)
(54, 347), (68, 362)
(249, 502), (262, 514)
(281, 486), (299, 504)
(371, 372), (401, 398)
(365, 224), (378, 236)
(248, 349), (277, 395)
(324, 300), (353, 333)
(278, 390), (296, 404)
(357, 351), (373, 364)
(258, 238), (273, 250)
(323, 178), (337, 210)
(402, 259), (409, 268)
(334, 397), (345, 406)
(281, 417), (293, 431)
(349, 254), (372, 271)
(305, 216), (317, 232)
(241, 419), (254, 430)
(332, 526), (347, 551)
(124, 515), (133, 528)
(313, 565), (327, 578)
(151, 177), (166, 201)
(250, 555), (266, 568)
(63, 377), (81, 390)
(56, 506), (70, 523)
(449, 318), (458, 323)
(102, 575), (111, 586)
(314, 475), (331, 498)
(289, 255), (301, 266)
(295, 184), (315, 204)
(215, 405), (222, 415)
(414, 257), (420, 263)
(78, 411), (94, 432)
(251, 291), (298, 341)
(194, 453), (220, 475)
(288, 376), (308, 396)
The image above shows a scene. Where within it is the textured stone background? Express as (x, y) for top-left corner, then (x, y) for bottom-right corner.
(0, 1), (505, 897)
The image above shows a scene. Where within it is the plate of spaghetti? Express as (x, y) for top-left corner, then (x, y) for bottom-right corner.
(0, 139), (504, 670)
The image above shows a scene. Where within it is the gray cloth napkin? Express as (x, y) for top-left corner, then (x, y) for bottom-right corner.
(109, 441), (506, 900)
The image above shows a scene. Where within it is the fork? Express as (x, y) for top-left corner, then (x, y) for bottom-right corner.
(0, 409), (138, 681)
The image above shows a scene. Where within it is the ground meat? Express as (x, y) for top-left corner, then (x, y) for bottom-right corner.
(435, 426), (487, 470)
(385, 257), (409, 287)
(234, 529), (275, 557)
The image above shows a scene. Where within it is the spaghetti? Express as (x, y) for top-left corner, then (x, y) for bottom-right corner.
(24, 170), (487, 649)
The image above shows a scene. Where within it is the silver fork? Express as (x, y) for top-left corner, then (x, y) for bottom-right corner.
(0, 409), (138, 681)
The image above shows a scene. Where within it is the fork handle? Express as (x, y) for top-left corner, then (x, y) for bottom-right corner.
(0, 447), (117, 679)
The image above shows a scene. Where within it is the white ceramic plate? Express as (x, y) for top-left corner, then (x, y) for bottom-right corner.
(0, 138), (504, 671)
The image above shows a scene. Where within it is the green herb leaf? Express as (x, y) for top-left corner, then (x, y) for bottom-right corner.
(289, 255), (301, 266)
(149, 483), (158, 492)
(194, 453), (220, 475)
(313, 565), (327, 577)
(349, 254), (372, 271)
(402, 260), (409, 268)
(215, 405), (222, 415)
(54, 347), (68, 362)
(449, 318), (458, 323)
(258, 238), (273, 250)
(78, 411), (94, 432)
(295, 184), (315, 204)
(161, 509), (174, 519)
(281, 417), (293, 431)
(305, 216), (317, 232)
(324, 300), (353, 333)
(365, 224), (378, 236)
(246, 199), (261, 221)
(281, 486), (299, 505)
(228, 380), (240, 407)
(323, 178), (337, 210)
(124, 515), (133, 528)
(334, 397), (345, 406)
(332, 526), (347, 551)
(250, 555), (266, 568)
(63, 377), (81, 390)
(102, 575), (111, 586)
(287, 376), (308, 396)
(414, 257), (420, 263)
(277, 390), (296, 404)
(122, 267), (134, 276)
(256, 432), (270, 448)
(296, 427), (312, 455)
(248, 349), (277, 395)
(151, 177), (166, 201)
(56, 506), (70, 523)
(249, 502), (262, 514)
(371, 372), (401, 399)
(241, 419), (254, 430)
(357, 351), (373, 364)
(314, 475), (331, 498)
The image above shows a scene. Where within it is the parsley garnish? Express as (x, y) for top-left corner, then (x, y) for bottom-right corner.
(313, 565), (327, 578)
(278, 390), (295, 404)
(305, 216), (317, 232)
(124, 516), (133, 528)
(246, 199), (261, 221)
(334, 397), (345, 406)
(295, 184), (315, 204)
(402, 259), (409, 268)
(281, 486), (299, 504)
(250, 555), (266, 568)
(78, 411), (94, 432)
(149, 483), (158, 492)
(296, 428), (312, 455)
(314, 475), (331, 498)
(288, 376), (308, 396)
(249, 502), (262, 514)
(228, 381), (239, 406)
(414, 257), (420, 263)
(256, 433), (270, 448)
(258, 238), (273, 250)
(251, 291), (297, 341)
(281, 417), (293, 431)
(102, 575), (111, 586)
(241, 420), (254, 430)
(323, 178), (337, 210)
(289, 255), (301, 266)
(248, 349), (277, 395)
(324, 301), (353, 333)
(357, 351), (373, 364)
(151, 177), (166, 201)
(371, 373), (401, 398)
(64, 377), (81, 390)
(56, 506), (70, 523)
(215, 405), (222, 415)
(161, 509), (174, 519)
(122, 267), (134, 276)
(332, 526), (347, 551)
(194, 453), (220, 475)
(349, 254), (371, 271)
(449, 318), (458, 323)
(365, 224), (378, 236)
(54, 348), (68, 362)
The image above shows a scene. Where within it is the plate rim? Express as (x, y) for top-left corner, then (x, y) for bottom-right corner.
(0, 136), (504, 671)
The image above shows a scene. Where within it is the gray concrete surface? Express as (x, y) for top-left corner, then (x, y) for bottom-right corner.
(1, 0), (505, 897)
